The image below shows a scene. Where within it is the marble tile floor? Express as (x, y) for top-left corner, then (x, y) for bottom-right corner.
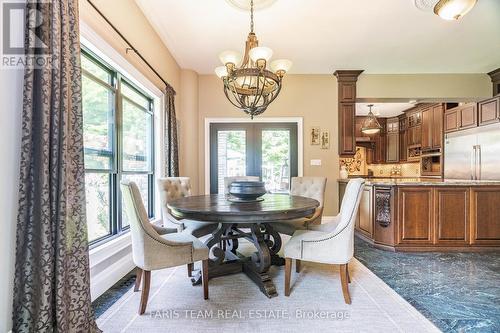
(354, 236), (500, 333)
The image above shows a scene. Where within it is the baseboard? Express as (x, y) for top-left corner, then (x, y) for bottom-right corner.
(90, 251), (134, 301)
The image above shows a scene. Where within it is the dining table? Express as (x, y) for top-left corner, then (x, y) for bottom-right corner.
(167, 193), (319, 298)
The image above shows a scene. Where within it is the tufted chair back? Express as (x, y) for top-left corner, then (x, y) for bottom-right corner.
(157, 177), (192, 227)
(291, 177), (327, 222)
(223, 176), (260, 194)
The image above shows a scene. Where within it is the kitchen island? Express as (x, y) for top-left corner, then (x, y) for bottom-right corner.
(339, 178), (500, 251)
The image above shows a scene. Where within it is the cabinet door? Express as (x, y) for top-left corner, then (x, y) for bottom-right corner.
(445, 110), (459, 133)
(460, 104), (477, 129)
(386, 133), (399, 162)
(470, 187), (500, 245)
(421, 108), (432, 150)
(413, 125), (422, 145)
(398, 187), (433, 244)
(399, 130), (407, 162)
(432, 105), (443, 149)
(339, 103), (355, 155)
(478, 97), (499, 126)
(358, 187), (373, 237)
(434, 188), (469, 245)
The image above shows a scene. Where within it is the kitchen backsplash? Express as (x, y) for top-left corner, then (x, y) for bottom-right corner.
(340, 147), (420, 177)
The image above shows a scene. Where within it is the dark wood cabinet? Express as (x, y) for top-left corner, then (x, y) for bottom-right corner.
(434, 188), (469, 245)
(444, 103), (477, 133)
(421, 104), (443, 150)
(398, 187), (433, 244)
(399, 130), (407, 162)
(432, 104), (443, 149)
(334, 70), (363, 156)
(478, 96), (499, 126)
(470, 187), (500, 245)
(386, 117), (399, 163)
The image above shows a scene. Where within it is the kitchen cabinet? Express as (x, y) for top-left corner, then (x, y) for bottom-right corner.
(398, 187), (433, 244)
(334, 70), (363, 156)
(434, 188), (469, 245)
(421, 104), (443, 151)
(470, 187), (500, 245)
(386, 117), (399, 163)
(399, 115), (407, 162)
(445, 103), (477, 133)
(478, 96), (500, 126)
(357, 186), (373, 238)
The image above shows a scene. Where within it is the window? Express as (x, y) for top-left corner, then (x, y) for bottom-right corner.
(210, 123), (298, 194)
(82, 48), (155, 245)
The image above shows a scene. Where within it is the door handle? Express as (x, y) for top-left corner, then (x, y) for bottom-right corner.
(476, 145), (481, 180)
(470, 146), (476, 180)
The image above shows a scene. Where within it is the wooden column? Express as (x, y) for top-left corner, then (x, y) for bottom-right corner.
(488, 68), (500, 96)
(334, 70), (364, 156)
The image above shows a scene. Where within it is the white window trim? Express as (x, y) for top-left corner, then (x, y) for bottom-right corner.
(80, 22), (165, 267)
(204, 117), (304, 194)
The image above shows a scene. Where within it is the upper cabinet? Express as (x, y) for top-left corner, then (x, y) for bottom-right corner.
(478, 96), (500, 126)
(421, 104), (443, 150)
(444, 103), (477, 133)
(334, 70), (363, 156)
(386, 117), (399, 163)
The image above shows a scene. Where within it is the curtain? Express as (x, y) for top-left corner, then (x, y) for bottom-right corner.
(164, 86), (179, 177)
(12, 0), (100, 332)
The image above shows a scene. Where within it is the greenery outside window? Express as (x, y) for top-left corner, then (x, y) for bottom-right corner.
(82, 47), (155, 245)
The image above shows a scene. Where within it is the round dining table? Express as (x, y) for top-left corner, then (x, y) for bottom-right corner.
(167, 193), (319, 298)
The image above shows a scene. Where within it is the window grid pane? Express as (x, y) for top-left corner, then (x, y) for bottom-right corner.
(262, 130), (291, 193)
(217, 130), (246, 194)
(85, 173), (111, 242)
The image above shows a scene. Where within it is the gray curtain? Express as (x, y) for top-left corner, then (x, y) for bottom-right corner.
(12, 0), (100, 332)
(164, 86), (179, 177)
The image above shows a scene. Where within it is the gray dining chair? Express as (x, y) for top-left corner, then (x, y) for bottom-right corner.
(121, 180), (209, 314)
(272, 177), (327, 236)
(283, 178), (364, 304)
(157, 177), (217, 238)
(223, 176), (260, 194)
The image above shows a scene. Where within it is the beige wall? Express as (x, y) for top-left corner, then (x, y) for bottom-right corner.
(358, 74), (492, 99)
(197, 75), (341, 215)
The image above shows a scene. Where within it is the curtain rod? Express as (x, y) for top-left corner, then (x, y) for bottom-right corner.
(86, 0), (175, 95)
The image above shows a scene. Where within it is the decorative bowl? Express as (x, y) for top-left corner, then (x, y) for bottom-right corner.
(228, 181), (267, 201)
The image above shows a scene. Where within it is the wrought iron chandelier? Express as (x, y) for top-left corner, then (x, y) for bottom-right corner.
(215, 0), (292, 118)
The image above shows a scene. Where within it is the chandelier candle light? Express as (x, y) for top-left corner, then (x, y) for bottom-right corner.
(215, 0), (292, 118)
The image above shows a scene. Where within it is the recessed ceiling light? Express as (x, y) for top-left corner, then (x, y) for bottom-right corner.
(225, 0), (277, 11)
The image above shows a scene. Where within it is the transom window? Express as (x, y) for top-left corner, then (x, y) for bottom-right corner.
(81, 48), (155, 245)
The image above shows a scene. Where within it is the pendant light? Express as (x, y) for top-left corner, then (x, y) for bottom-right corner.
(361, 104), (382, 135)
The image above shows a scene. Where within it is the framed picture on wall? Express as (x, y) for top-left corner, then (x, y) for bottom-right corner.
(310, 127), (320, 145)
(321, 130), (330, 149)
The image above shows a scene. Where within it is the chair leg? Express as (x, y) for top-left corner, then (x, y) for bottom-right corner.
(284, 258), (292, 296)
(139, 270), (151, 315)
(134, 267), (143, 292)
(339, 264), (351, 304)
(347, 263), (351, 283)
(202, 259), (209, 300)
(187, 263), (193, 277)
(296, 259), (301, 273)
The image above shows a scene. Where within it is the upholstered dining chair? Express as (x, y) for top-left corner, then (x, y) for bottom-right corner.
(223, 176), (260, 194)
(272, 177), (327, 236)
(121, 180), (210, 315)
(157, 177), (217, 238)
(283, 178), (365, 304)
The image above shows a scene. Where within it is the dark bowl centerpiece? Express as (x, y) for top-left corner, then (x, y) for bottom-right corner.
(228, 181), (267, 202)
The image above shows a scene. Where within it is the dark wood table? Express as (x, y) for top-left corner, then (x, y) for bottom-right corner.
(168, 193), (319, 298)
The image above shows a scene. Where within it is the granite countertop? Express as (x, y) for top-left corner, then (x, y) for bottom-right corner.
(337, 177), (500, 186)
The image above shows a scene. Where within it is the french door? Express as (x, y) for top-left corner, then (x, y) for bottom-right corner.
(210, 123), (298, 194)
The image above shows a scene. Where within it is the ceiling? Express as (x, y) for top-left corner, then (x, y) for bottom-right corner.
(356, 103), (414, 117)
(135, 0), (500, 75)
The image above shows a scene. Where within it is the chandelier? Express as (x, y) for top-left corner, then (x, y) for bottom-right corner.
(215, 0), (292, 118)
(361, 104), (382, 135)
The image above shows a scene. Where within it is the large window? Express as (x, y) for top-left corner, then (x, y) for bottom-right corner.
(82, 48), (155, 245)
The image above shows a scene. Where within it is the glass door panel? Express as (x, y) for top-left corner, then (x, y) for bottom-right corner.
(216, 130), (246, 194)
(261, 129), (291, 192)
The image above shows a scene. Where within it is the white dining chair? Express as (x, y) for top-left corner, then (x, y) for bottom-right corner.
(283, 178), (365, 304)
(121, 180), (210, 314)
(272, 177), (327, 236)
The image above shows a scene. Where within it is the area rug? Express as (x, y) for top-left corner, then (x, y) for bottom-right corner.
(96, 242), (440, 333)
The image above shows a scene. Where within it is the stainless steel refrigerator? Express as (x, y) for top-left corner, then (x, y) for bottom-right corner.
(444, 123), (500, 180)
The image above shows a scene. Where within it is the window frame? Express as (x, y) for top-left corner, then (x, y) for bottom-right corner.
(81, 47), (155, 247)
